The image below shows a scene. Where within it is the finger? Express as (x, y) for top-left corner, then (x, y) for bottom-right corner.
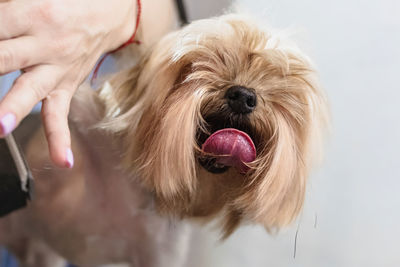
(41, 87), (74, 168)
(0, 2), (32, 40)
(0, 65), (62, 136)
(0, 36), (48, 74)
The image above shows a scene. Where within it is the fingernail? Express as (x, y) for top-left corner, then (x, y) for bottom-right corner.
(66, 148), (74, 168)
(0, 113), (16, 136)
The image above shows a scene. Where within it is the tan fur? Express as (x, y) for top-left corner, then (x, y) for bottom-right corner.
(0, 14), (328, 266)
(99, 15), (328, 236)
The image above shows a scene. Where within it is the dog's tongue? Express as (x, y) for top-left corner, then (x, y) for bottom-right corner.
(202, 128), (256, 173)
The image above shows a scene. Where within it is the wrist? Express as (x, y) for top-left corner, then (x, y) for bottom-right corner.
(92, 0), (141, 83)
(109, 0), (140, 52)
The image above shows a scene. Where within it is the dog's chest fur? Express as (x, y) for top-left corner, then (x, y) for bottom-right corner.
(0, 86), (191, 267)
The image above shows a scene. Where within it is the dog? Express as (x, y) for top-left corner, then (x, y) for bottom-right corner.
(0, 14), (328, 267)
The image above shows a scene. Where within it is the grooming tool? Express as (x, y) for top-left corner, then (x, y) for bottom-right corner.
(0, 134), (33, 217)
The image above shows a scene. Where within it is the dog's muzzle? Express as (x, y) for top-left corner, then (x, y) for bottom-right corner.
(198, 86), (258, 174)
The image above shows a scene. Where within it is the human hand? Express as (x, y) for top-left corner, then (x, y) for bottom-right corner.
(0, 0), (137, 168)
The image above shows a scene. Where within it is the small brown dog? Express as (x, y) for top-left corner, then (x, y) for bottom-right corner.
(0, 15), (327, 267)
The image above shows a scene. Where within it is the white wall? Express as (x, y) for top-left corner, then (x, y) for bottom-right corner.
(185, 0), (400, 266)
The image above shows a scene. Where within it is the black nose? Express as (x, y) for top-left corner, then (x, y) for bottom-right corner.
(225, 86), (257, 114)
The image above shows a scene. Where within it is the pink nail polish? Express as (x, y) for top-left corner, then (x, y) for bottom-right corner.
(66, 148), (74, 168)
(0, 113), (16, 136)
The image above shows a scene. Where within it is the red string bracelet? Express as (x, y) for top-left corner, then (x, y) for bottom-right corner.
(91, 0), (142, 84)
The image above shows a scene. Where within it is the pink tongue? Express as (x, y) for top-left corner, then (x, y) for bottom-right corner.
(201, 128), (256, 173)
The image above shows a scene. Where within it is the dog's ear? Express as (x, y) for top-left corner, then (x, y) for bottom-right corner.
(101, 31), (202, 211)
(134, 52), (202, 212)
(228, 62), (328, 234)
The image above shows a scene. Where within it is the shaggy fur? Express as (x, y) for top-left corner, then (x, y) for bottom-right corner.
(101, 14), (327, 235)
(0, 15), (327, 266)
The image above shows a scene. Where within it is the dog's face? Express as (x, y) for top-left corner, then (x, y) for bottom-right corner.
(104, 15), (327, 237)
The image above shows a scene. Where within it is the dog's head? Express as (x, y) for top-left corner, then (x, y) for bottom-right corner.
(102, 15), (328, 237)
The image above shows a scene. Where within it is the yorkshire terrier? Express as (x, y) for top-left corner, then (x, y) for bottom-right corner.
(0, 15), (328, 267)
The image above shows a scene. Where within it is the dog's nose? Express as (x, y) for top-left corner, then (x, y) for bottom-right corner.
(225, 86), (257, 114)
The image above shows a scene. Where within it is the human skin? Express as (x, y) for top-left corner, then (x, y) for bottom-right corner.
(0, 0), (176, 168)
